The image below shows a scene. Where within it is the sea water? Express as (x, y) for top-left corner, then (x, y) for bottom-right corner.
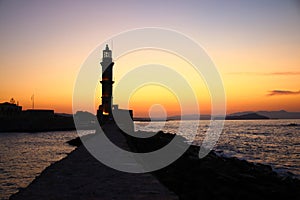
(0, 130), (93, 200)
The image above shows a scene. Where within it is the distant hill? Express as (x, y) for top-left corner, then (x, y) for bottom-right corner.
(55, 113), (73, 117)
(168, 111), (300, 120)
(229, 110), (300, 119)
(257, 110), (300, 119)
(73, 111), (97, 130)
(74, 111), (96, 121)
(226, 113), (269, 120)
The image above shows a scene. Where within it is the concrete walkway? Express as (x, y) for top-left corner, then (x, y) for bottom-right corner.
(10, 124), (178, 200)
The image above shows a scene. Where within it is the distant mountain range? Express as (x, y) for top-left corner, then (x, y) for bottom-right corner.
(228, 110), (300, 119)
(225, 113), (269, 120)
(134, 110), (300, 121)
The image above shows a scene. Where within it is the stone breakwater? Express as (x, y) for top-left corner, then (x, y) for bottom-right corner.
(9, 125), (178, 200)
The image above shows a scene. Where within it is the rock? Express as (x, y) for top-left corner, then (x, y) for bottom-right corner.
(125, 130), (300, 200)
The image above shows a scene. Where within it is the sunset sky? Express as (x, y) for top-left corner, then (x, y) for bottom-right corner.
(0, 0), (299, 116)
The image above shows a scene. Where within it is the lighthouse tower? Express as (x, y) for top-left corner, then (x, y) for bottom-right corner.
(97, 44), (114, 122)
(97, 44), (133, 130)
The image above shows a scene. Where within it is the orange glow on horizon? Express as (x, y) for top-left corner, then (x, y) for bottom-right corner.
(1, 1), (300, 116)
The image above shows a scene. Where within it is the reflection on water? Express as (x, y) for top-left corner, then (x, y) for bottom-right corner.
(0, 130), (93, 200)
(135, 119), (300, 178)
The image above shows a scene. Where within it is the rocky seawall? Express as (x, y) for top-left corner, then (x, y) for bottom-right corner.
(67, 129), (300, 199)
(125, 131), (300, 200)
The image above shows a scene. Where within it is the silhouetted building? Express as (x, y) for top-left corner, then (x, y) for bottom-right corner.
(0, 101), (54, 119)
(0, 102), (22, 118)
(97, 45), (133, 131)
(0, 101), (74, 132)
(22, 109), (54, 119)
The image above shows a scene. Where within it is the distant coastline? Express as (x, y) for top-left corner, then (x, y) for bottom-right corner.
(1, 102), (300, 132)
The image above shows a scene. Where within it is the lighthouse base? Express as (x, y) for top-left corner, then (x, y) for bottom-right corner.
(97, 105), (134, 134)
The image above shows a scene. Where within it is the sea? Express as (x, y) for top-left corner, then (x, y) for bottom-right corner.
(0, 119), (299, 199)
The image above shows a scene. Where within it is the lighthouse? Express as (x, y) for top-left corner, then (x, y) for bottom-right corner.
(97, 44), (114, 122)
(97, 44), (133, 131)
